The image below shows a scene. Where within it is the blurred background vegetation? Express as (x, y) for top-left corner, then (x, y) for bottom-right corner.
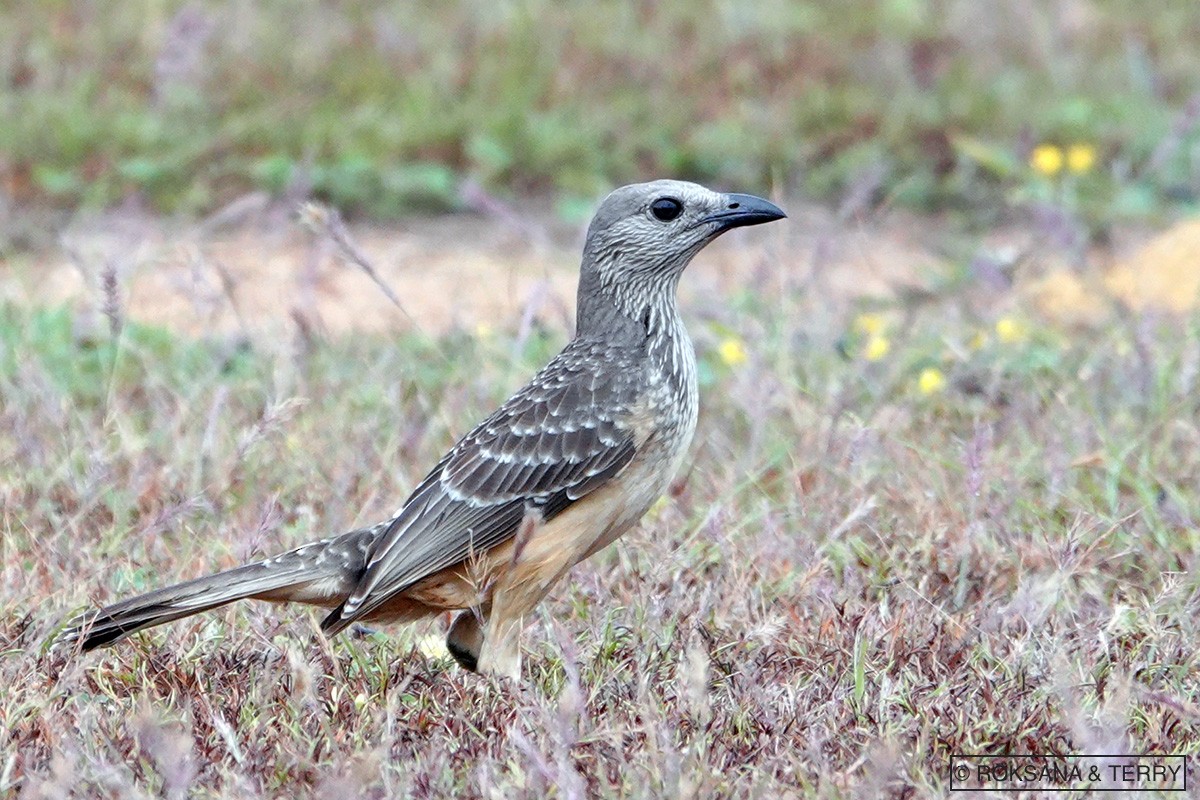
(2, 0), (1199, 231)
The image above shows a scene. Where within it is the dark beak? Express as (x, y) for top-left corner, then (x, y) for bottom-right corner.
(700, 193), (787, 230)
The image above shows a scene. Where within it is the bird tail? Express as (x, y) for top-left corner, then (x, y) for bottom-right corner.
(58, 526), (381, 651)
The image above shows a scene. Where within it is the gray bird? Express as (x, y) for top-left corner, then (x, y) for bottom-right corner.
(59, 180), (785, 680)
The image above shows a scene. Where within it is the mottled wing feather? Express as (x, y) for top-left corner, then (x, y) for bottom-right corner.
(324, 340), (642, 627)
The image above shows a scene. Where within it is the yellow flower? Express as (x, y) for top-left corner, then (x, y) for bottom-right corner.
(718, 337), (748, 366)
(1066, 143), (1096, 174)
(474, 322), (494, 340)
(414, 632), (448, 660)
(854, 312), (886, 336)
(917, 367), (946, 395)
(995, 317), (1026, 344)
(1030, 144), (1064, 176)
(969, 330), (989, 351)
(862, 334), (891, 362)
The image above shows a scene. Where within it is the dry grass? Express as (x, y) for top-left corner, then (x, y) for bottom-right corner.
(3, 206), (1200, 797)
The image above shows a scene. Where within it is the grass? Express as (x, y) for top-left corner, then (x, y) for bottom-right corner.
(3, 0), (1200, 226)
(4, 2), (1200, 791)
(3, 214), (1200, 795)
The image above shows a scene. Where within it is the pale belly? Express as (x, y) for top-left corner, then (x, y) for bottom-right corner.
(387, 423), (692, 618)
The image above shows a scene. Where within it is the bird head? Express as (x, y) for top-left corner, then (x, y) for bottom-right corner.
(578, 179), (785, 330)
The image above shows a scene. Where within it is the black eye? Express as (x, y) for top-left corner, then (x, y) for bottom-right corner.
(650, 197), (683, 222)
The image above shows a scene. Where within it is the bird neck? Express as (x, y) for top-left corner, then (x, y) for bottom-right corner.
(575, 267), (683, 345)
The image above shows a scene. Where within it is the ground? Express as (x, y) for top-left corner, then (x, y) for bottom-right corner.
(0, 197), (949, 338)
(2, 202), (1199, 797)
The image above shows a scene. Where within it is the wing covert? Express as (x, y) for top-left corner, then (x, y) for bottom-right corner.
(322, 340), (643, 629)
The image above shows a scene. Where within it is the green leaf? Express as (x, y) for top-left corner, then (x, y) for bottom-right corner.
(952, 135), (1020, 178)
(31, 165), (82, 197)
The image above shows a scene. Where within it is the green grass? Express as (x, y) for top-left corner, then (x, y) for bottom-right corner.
(3, 0), (1200, 225)
(4, 237), (1200, 795)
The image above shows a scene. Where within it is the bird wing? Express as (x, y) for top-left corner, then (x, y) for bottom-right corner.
(322, 341), (642, 631)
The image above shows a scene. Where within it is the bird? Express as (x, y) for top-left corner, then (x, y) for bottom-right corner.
(58, 180), (786, 680)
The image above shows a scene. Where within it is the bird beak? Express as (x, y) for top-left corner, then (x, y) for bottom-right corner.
(699, 193), (787, 230)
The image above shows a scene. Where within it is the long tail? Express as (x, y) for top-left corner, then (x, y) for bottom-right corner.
(59, 525), (384, 651)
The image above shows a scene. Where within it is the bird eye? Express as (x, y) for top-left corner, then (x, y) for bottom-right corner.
(650, 197), (683, 222)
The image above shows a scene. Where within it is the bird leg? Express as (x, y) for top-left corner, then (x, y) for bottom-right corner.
(476, 605), (525, 681)
(474, 504), (572, 681)
(446, 606), (486, 671)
